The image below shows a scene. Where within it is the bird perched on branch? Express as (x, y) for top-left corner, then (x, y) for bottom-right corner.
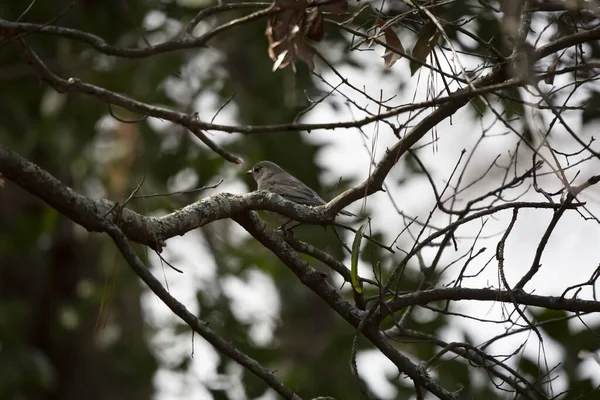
(246, 160), (355, 226)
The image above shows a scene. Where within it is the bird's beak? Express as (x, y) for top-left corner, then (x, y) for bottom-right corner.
(245, 169), (253, 176)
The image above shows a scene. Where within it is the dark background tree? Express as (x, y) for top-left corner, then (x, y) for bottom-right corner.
(1, 1), (600, 399)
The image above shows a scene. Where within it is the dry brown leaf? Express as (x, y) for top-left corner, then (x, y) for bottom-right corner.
(410, 21), (440, 75)
(319, 0), (348, 14)
(376, 18), (404, 68)
(305, 9), (324, 41)
(295, 40), (316, 71)
(266, 0), (315, 72)
(266, 0), (344, 72)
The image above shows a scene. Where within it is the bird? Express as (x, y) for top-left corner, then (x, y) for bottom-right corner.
(245, 160), (355, 226)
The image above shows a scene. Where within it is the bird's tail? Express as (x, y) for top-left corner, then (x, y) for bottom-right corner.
(339, 209), (359, 218)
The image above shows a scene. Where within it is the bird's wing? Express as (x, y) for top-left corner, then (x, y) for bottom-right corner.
(262, 179), (360, 217)
(278, 186), (358, 217)
(265, 178), (326, 207)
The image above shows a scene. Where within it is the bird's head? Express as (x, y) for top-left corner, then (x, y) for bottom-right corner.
(246, 161), (284, 185)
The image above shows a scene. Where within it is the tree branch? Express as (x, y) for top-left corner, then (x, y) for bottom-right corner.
(0, 4), (273, 59)
(104, 224), (303, 400)
(382, 287), (600, 318)
(0, 144), (355, 250)
(233, 212), (459, 400)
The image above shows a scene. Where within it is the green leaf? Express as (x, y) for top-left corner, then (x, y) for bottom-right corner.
(410, 22), (441, 76)
(519, 356), (541, 378)
(503, 87), (525, 119)
(582, 91), (600, 124)
(469, 96), (487, 117)
(532, 309), (570, 342)
(351, 221), (368, 294)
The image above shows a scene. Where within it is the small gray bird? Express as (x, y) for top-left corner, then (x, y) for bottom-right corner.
(246, 161), (354, 223)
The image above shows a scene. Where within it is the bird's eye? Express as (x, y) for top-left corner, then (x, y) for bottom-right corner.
(254, 166), (261, 172)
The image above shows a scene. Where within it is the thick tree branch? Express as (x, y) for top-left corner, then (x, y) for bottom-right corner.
(106, 223), (302, 399)
(0, 144), (353, 249)
(233, 212), (458, 400)
(2, 143), (578, 256)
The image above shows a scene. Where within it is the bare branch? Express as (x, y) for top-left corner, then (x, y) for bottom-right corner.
(383, 287), (600, 317)
(104, 222), (303, 400)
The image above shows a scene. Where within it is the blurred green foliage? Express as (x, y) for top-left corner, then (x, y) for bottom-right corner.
(1, 1), (599, 400)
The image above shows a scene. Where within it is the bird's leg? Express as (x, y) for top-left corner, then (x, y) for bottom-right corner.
(278, 218), (302, 231)
(286, 221), (303, 230)
(278, 218), (293, 231)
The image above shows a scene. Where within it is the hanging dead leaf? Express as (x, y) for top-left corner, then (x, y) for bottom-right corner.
(295, 39), (317, 71)
(265, 0), (323, 72)
(377, 18), (404, 68)
(305, 9), (324, 41)
(266, 0), (317, 72)
(319, 0), (348, 14)
(265, 0), (346, 72)
(409, 21), (440, 76)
